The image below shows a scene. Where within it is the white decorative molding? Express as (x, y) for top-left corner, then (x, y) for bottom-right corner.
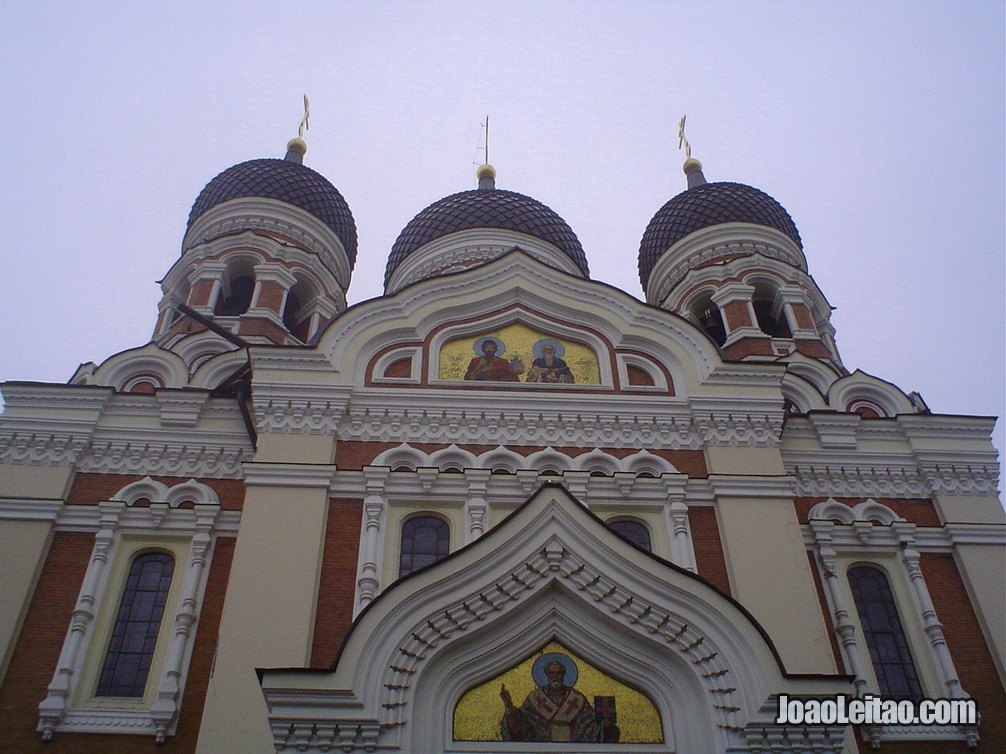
(371, 346), (422, 384)
(76, 439), (249, 478)
(368, 443), (682, 478)
(827, 370), (914, 417)
(251, 382), (352, 435)
(807, 498), (904, 526)
(318, 251), (720, 388)
(790, 462), (1000, 498)
(0, 431), (93, 466)
(615, 352), (669, 391)
(339, 403), (783, 449)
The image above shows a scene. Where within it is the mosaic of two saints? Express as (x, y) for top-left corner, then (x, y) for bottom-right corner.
(438, 323), (601, 384)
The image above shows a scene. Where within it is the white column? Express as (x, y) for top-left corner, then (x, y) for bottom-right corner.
(464, 469), (491, 543)
(151, 504), (220, 743)
(809, 521), (870, 699)
(665, 501), (696, 572)
(894, 523), (966, 699)
(38, 501), (124, 741)
(355, 467), (389, 616)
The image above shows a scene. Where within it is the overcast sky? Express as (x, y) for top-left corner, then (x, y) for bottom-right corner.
(1, 2), (1003, 462)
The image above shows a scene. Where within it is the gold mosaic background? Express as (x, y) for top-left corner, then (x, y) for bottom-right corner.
(438, 323), (601, 384)
(452, 641), (663, 742)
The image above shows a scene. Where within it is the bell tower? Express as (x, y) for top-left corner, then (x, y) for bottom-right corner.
(153, 123), (357, 348)
(638, 131), (842, 371)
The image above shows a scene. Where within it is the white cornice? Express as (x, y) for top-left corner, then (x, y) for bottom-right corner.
(706, 475), (796, 499)
(52, 504), (241, 537)
(0, 499), (64, 521)
(336, 393), (784, 448)
(242, 463), (336, 487)
(801, 520), (1005, 551)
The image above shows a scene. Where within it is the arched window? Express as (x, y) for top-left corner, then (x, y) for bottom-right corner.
(848, 565), (923, 700)
(96, 552), (175, 697)
(691, 295), (726, 346)
(608, 520), (652, 553)
(399, 516), (450, 577)
(752, 283), (792, 338)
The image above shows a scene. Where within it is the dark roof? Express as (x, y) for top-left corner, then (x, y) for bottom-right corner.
(638, 182), (801, 289)
(187, 159), (358, 267)
(385, 188), (588, 286)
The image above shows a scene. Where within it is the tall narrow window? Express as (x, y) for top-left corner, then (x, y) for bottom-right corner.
(848, 565), (923, 700)
(399, 516), (449, 577)
(608, 519), (652, 552)
(96, 552), (175, 697)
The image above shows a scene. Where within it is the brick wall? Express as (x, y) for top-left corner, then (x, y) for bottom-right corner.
(689, 506), (731, 596)
(0, 532), (235, 753)
(310, 498), (364, 668)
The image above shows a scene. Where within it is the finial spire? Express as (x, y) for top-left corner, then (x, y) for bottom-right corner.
(678, 114), (707, 188)
(475, 115), (496, 189)
(285, 94), (310, 164)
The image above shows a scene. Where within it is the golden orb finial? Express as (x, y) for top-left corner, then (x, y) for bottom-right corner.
(476, 163), (497, 190)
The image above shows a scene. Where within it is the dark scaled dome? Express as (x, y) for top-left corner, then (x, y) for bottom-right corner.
(187, 158), (358, 267)
(386, 187), (588, 286)
(638, 182), (801, 289)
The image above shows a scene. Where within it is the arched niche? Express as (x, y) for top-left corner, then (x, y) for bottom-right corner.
(453, 639), (663, 743)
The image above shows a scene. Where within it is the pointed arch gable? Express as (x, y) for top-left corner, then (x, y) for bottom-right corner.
(316, 252), (716, 393)
(261, 486), (850, 753)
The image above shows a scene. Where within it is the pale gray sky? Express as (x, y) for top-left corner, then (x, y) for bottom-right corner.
(1, 2), (1003, 459)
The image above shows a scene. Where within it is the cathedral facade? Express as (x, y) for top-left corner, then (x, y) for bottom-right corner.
(0, 135), (1002, 753)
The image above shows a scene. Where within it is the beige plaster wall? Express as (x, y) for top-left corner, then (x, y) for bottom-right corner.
(715, 495), (837, 674)
(934, 493), (1006, 525)
(196, 479), (330, 754)
(705, 445), (785, 475)
(0, 463), (73, 499)
(254, 432), (335, 465)
(954, 543), (1006, 686)
(0, 519), (53, 684)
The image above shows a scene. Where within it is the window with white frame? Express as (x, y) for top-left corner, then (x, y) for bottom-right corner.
(806, 499), (977, 748)
(38, 478), (227, 744)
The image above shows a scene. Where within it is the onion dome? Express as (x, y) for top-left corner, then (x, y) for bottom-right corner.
(638, 180), (801, 290)
(385, 165), (587, 288)
(187, 150), (358, 268)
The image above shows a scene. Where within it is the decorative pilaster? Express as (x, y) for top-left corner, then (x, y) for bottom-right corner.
(808, 521), (869, 698)
(355, 467), (390, 615)
(38, 501), (125, 741)
(464, 469), (491, 543)
(893, 523), (967, 701)
(663, 478), (694, 571)
(666, 501), (696, 572)
(151, 504), (220, 743)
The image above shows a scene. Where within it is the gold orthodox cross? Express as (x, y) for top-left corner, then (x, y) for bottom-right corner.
(678, 115), (691, 159)
(298, 94), (310, 139)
